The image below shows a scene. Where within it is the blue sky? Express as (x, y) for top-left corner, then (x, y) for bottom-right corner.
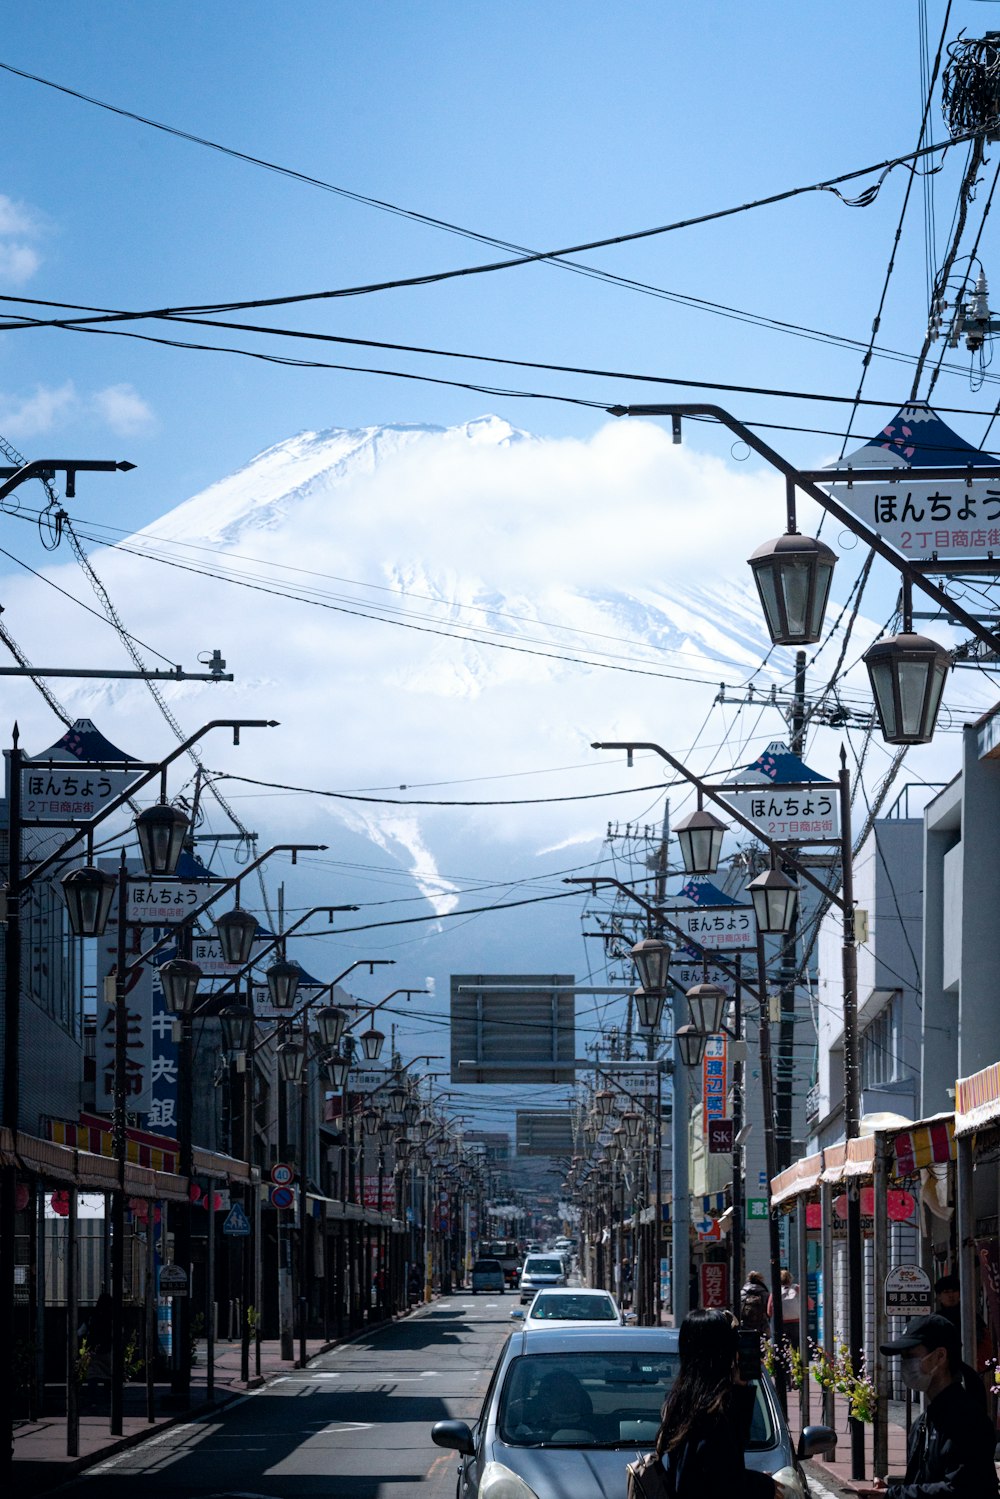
(3, 1), (999, 545)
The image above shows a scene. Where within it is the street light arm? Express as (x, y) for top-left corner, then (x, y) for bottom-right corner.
(591, 739), (847, 913)
(564, 873), (768, 1008)
(0, 458), (135, 507)
(23, 719), (279, 890)
(608, 401), (1000, 659)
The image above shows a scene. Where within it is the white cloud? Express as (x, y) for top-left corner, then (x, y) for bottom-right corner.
(0, 194), (43, 284)
(91, 383), (155, 436)
(0, 382), (76, 439)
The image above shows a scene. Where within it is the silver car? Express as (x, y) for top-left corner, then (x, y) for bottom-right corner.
(518, 1254), (568, 1304)
(432, 1325), (836, 1499)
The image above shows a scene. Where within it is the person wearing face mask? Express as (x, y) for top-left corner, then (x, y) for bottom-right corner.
(879, 1314), (998, 1498)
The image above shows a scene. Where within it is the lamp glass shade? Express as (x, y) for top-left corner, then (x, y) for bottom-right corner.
(360, 1027), (385, 1061)
(594, 1088), (615, 1118)
(748, 533), (837, 646)
(316, 1004), (347, 1050)
(747, 868), (798, 934)
(864, 632), (949, 745)
(686, 982), (729, 1036)
(360, 1107), (379, 1136)
(134, 802), (190, 878)
(634, 987), (666, 1031)
(388, 1081), (408, 1113)
(674, 807), (727, 875)
(266, 959), (300, 1011)
(378, 1121), (395, 1147)
(417, 1116), (434, 1141)
(215, 907), (258, 966)
(219, 1003), (252, 1055)
(159, 958), (202, 1016)
(403, 1099), (420, 1127)
(60, 865), (116, 937)
(324, 1052), (349, 1088)
(629, 937), (671, 994)
(621, 1110), (643, 1142)
(276, 1040), (305, 1085)
(676, 1023), (708, 1068)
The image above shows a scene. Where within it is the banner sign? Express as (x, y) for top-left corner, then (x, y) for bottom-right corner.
(126, 880), (222, 925)
(702, 1035), (728, 1132)
(666, 906), (756, 952)
(722, 786), (838, 842)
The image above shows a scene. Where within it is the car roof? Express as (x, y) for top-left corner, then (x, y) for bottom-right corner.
(528, 1288), (615, 1302)
(512, 1325), (680, 1355)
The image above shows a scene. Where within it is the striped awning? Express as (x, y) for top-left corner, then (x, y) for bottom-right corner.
(955, 1062), (1000, 1138)
(0, 1126), (189, 1200)
(893, 1114), (955, 1171)
(770, 1152), (824, 1208)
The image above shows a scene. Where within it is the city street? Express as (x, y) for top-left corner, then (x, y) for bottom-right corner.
(50, 1298), (513, 1499)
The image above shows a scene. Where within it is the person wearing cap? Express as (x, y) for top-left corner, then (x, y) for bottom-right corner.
(879, 1314), (997, 1498)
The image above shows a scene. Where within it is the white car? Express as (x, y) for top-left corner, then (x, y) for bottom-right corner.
(518, 1253), (568, 1303)
(511, 1287), (622, 1329)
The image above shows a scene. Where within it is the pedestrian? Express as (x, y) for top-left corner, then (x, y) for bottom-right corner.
(83, 1290), (113, 1387)
(739, 1270), (770, 1335)
(767, 1269), (812, 1343)
(934, 1272), (962, 1335)
(652, 1307), (788, 1496)
(878, 1313), (998, 1498)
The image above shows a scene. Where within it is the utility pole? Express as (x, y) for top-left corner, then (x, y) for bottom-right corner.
(777, 649), (807, 1172)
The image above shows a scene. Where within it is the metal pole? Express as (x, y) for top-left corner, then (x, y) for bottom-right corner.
(731, 956), (744, 1311)
(171, 1008), (193, 1400)
(872, 1133), (889, 1481)
(206, 1179), (215, 1402)
(110, 855), (128, 1435)
(839, 748), (865, 1481)
(66, 1186), (79, 1457)
(298, 1018), (308, 1369)
(797, 1196), (811, 1434)
(0, 730), (23, 1481)
(820, 1179), (835, 1432)
(655, 1063), (663, 1324)
(144, 1202), (156, 1421)
(671, 984), (690, 1326)
(755, 927), (787, 1415)
(240, 985), (253, 1385)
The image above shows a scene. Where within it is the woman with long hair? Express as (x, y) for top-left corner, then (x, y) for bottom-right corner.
(655, 1308), (786, 1497)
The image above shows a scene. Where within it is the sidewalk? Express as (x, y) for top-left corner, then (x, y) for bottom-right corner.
(799, 1391), (910, 1496)
(11, 1316), (420, 1497)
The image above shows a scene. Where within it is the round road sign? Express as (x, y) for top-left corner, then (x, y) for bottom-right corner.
(271, 1163), (294, 1187)
(270, 1184), (295, 1210)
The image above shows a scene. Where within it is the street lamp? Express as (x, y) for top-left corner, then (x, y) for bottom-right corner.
(594, 1088), (616, 1118)
(360, 1027), (385, 1061)
(323, 1051), (349, 1088)
(674, 800), (727, 877)
(215, 906), (258, 966)
(276, 1040), (305, 1086)
(266, 958), (301, 1011)
(747, 863), (798, 934)
(621, 1111), (643, 1143)
(219, 1004), (252, 1058)
(60, 865), (117, 937)
(388, 1078), (408, 1113)
(629, 937), (671, 994)
(316, 1004), (348, 1050)
(159, 958), (202, 1016)
(633, 987), (666, 1031)
(134, 802), (190, 878)
(676, 1023), (707, 1068)
(864, 631), (950, 746)
(748, 532), (837, 646)
(686, 981), (729, 1037)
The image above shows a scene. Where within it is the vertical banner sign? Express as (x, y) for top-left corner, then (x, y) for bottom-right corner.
(702, 1035), (728, 1133)
(700, 1262), (728, 1309)
(148, 956), (180, 1132)
(98, 864), (153, 1115)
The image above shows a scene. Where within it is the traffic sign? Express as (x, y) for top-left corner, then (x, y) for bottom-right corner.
(222, 1202), (251, 1237)
(271, 1163), (294, 1187)
(159, 1263), (188, 1297)
(270, 1185), (294, 1210)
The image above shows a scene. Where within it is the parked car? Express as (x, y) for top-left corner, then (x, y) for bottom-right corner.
(518, 1253), (569, 1303)
(470, 1258), (506, 1294)
(483, 1239), (523, 1290)
(432, 1324), (836, 1498)
(511, 1288), (622, 1329)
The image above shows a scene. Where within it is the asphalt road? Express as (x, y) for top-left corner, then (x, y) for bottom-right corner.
(64, 1295), (514, 1499)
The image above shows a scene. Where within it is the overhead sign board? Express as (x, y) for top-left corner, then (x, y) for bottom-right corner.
(21, 718), (142, 823)
(516, 1111), (576, 1158)
(820, 403), (1000, 563)
(190, 935), (269, 976)
(722, 786), (838, 843)
(126, 880), (222, 925)
(450, 975), (576, 1084)
(663, 906), (756, 952)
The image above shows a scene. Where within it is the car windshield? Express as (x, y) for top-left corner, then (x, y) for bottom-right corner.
(524, 1258), (563, 1275)
(473, 1260), (501, 1272)
(497, 1352), (777, 1450)
(528, 1296), (617, 1321)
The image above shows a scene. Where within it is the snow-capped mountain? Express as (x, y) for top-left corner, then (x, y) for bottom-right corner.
(0, 414), (917, 1078)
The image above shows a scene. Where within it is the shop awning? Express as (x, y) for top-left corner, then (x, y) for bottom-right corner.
(955, 1061), (1000, 1138)
(892, 1114), (955, 1171)
(842, 1135), (876, 1179)
(770, 1152), (824, 1208)
(1, 1126), (190, 1200)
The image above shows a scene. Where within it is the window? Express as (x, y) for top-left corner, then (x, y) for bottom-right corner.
(861, 997), (898, 1090)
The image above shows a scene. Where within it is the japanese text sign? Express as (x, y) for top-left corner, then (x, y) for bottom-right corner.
(702, 1034), (728, 1132)
(722, 786), (839, 842)
(824, 474), (1000, 561)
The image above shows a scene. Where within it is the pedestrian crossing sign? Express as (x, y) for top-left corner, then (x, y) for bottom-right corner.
(222, 1202), (251, 1236)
